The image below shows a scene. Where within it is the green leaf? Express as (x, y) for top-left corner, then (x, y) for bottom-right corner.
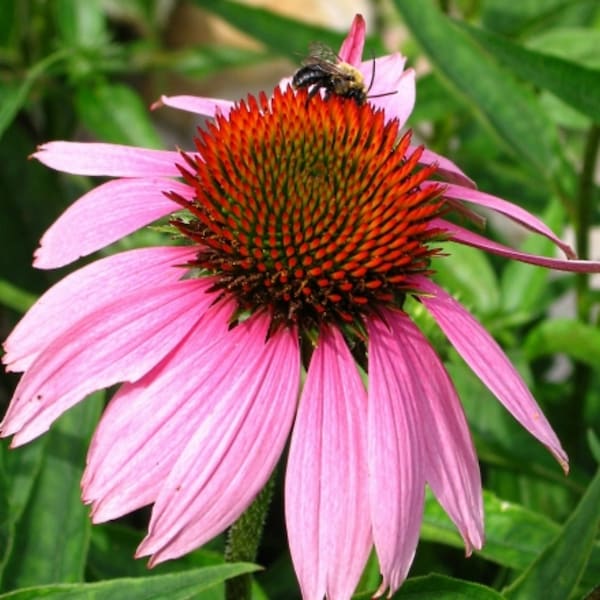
(190, 0), (386, 58)
(0, 563), (260, 600)
(422, 489), (558, 568)
(1, 437), (47, 586)
(355, 573), (506, 598)
(3, 394), (103, 589)
(480, 0), (578, 36)
(499, 198), (564, 314)
(0, 279), (37, 313)
(432, 242), (500, 316)
(75, 82), (162, 148)
(2, 437), (46, 533)
(590, 430), (600, 464)
(390, 573), (505, 599)
(0, 82), (33, 142)
(0, 50), (70, 140)
(523, 318), (600, 367)
(393, 0), (571, 191)
(410, 72), (466, 125)
(457, 23), (600, 124)
(504, 468), (600, 599)
(52, 0), (109, 48)
(421, 485), (600, 593)
(87, 524), (223, 580)
(444, 357), (577, 489)
(527, 28), (600, 68)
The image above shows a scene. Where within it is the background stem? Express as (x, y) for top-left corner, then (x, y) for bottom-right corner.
(570, 124), (600, 453)
(224, 472), (277, 600)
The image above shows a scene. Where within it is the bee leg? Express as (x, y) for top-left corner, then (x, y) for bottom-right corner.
(305, 84), (321, 107)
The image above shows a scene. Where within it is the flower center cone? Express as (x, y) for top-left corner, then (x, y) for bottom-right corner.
(171, 87), (445, 335)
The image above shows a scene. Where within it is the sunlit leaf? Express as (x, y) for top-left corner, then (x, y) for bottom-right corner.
(432, 242), (500, 316)
(52, 0), (109, 48)
(458, 23), (600, 123)
(392, 573), (505, 599)
(527, 28), (600, 68)
(499, 199), (564, 315)
(75, 82), (162, 148)
(410, 72), (466, 125)
(393, 0), (572, 193)
(481, 0), (583, 36)
(524, 318), (600, 367)
(0, 563), (260, 600)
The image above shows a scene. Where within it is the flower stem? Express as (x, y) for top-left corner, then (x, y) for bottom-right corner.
(224, 471), (277, 600)
(570, 124), (600, 449)
(575, 124), (600, 317)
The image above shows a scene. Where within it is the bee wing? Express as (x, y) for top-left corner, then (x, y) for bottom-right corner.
(304, 42), (341, 66)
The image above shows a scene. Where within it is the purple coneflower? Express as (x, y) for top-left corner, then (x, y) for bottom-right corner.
(2, 14), (598, 600)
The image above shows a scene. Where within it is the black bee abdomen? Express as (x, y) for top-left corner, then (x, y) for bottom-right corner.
(292, 66), (329, 89)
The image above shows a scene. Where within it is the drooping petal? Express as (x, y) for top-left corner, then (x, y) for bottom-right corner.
(414, 276), (569, 472)
(381, 309), (484, 555)
(338, 14), (366, 65)
(32, 142), (182, 177)
(3, 246), (196, 373)
(415, 147), (476, 188)
(285, 327), (371, 600)
(34, 179), (192, 268)
(367, 316), (426, 595)
(82, 300), (234, 521)
(1, 279), (218, 446)
(153, 95), (234, 119)
(365, 59), (415, 127)
(437, 184), (576, 258)
(136, 315), (300, 564)
(436, 218), (600, 273)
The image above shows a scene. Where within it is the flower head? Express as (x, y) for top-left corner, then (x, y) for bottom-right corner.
(2, 14), (599, 600)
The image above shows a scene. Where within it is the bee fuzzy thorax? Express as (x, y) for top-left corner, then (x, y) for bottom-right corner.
(333, 63), (365, 91)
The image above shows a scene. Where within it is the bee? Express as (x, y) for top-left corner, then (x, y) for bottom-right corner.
(292, 42), (395, 106)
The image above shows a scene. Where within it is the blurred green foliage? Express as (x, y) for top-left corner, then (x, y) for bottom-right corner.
(1, 0), (599, 598)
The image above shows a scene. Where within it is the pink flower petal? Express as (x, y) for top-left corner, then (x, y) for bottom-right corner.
(3, 246), (196, 373)
(34, 179), (192, 268)
(414, 147), (476, 188)
(153, 95), (234, 119)
(438, 183), (576, 258)
(381, 309), (484, 555)
(367, 316), (426, 595)
(278, 76), (294, 94)
(32, 142), (182, 177)
(1, 279), (218, 446)
(436, 218), (600, 272)
(338, 14), (366, 65)
(82, 300), (234, 521)
(136, 315), (300, 564)
(364, 59), (415, 127)
(285, 327), (371, 600)
(414, 276), (569, 472)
